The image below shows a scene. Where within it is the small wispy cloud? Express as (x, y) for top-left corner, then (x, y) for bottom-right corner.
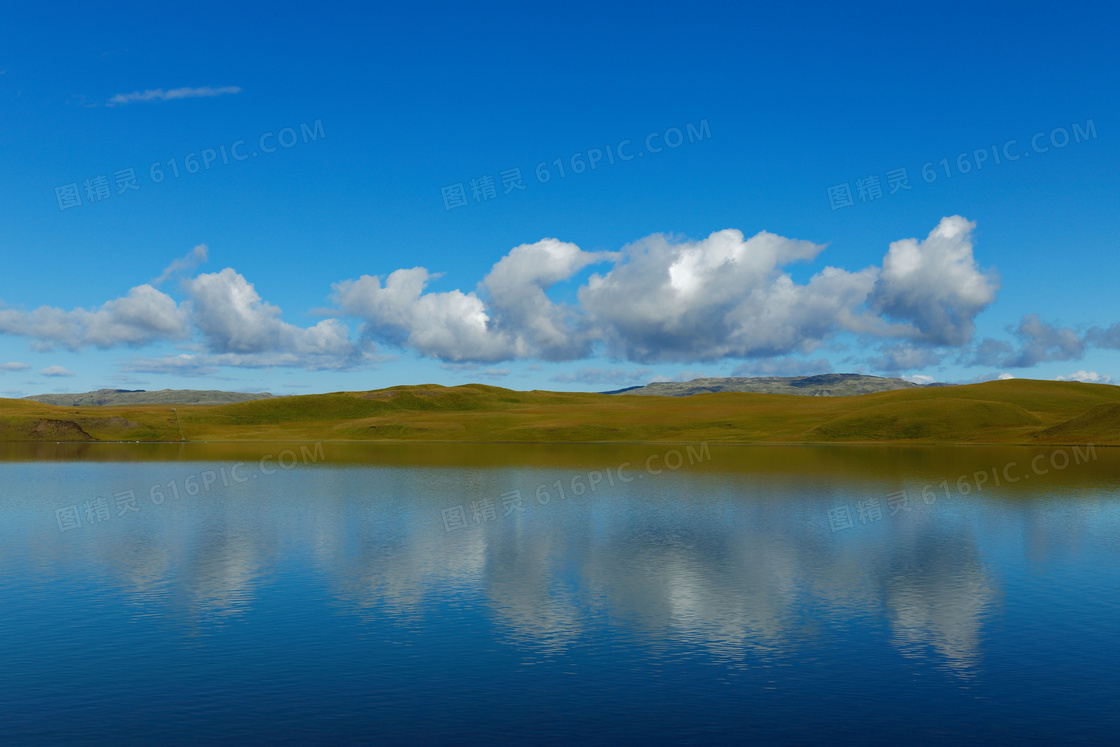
(107, 85), (241, 106)
(0, 362), (31, 372)
(551, 367), (652, 386)
(122, 354), (215, 377)
(1055, 370), (1113, 384)
(649, 370), (708, 383)
(154, 244), (209, 286)
(731, 357), (832, 377)
(438, 362), (511, 378)
(40, 365), (75, 377)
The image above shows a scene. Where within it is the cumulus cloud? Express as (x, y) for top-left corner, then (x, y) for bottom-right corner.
(40, 365), (75, 377)
(1, 219), (1015, 376)
(3, 246), (368, 371)
(85, 285), (191, 347)
(184, 269), (359, 367)
(1009, 315), (1086, 366)
(334, 239), (615, 362)
(1087, 323), (1120, 349)
(0, 284), (189, 350)
(0, 362), (30, 372)
(868, 342), (944, 372)
(961, 337), (1013, 368)
(1055, 370), (1113, 384)
(481, 238), (618, 360)
(869, 216), (999, 346)
(334, 267), (510, 362)
(580, 229), (885, 362)
(154, 244), (208, 286)
(966, 315), (1086, 368)
(108, 86), (241, 106)
(334, 218), (999, 366)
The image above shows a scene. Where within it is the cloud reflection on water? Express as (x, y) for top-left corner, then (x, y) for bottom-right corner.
(20, 449), (1120, 676)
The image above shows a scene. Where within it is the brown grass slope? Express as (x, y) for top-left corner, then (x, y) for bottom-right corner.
(0, 379), (1117, 444)
(1033, 402), (1120, 443)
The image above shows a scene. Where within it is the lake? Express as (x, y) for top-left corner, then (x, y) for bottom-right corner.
(2, 443), (1118, 744)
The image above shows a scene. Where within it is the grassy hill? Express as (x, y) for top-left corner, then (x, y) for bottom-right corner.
(1, 379), (1118, 445)
(614, 373), (924, 397)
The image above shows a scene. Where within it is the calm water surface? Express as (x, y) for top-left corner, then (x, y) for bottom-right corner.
(1, 443), (1118, 744)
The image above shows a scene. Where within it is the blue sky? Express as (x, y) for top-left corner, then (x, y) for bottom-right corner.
(2, 1), (1118, 397)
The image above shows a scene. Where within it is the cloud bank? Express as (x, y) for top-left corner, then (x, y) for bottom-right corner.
(337, 216), (999, 364)
(4, 217), (1111, 378)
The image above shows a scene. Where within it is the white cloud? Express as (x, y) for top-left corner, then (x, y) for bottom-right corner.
(334, 267), (505, 361)
(154, 244), (208, 286)
(1055, 370), (1113, 384)
(0, 219), (1014, 377)
(85, 285), (191, 347)
(904, 374), (935, 385)
(869, 216), (999, 346)
(333, 218), (998, 366)
(0, 284), (189, 350)
(481, 238), (617, 360)
(334, 239), (614, 362)
(2, 248), (366, 371)
(0, 362), (31, 372)
(108, 86), (241, 106)
(998, 373), (1015, 380)
(40, 365), (75, 377)
(184, 269), (357, 366)
(579, 229), (885, 362)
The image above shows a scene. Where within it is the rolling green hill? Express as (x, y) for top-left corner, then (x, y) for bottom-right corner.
(613, 373), (925, 397)
(0, 379), (1117, 445)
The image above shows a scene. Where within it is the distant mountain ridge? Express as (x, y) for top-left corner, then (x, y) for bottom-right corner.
(609, 373), (933, 397)
(23, 389), (274, 406)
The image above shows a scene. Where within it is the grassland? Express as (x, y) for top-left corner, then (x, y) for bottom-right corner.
(616, 373), (922, 397)
(1, 379), (1118, 445)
